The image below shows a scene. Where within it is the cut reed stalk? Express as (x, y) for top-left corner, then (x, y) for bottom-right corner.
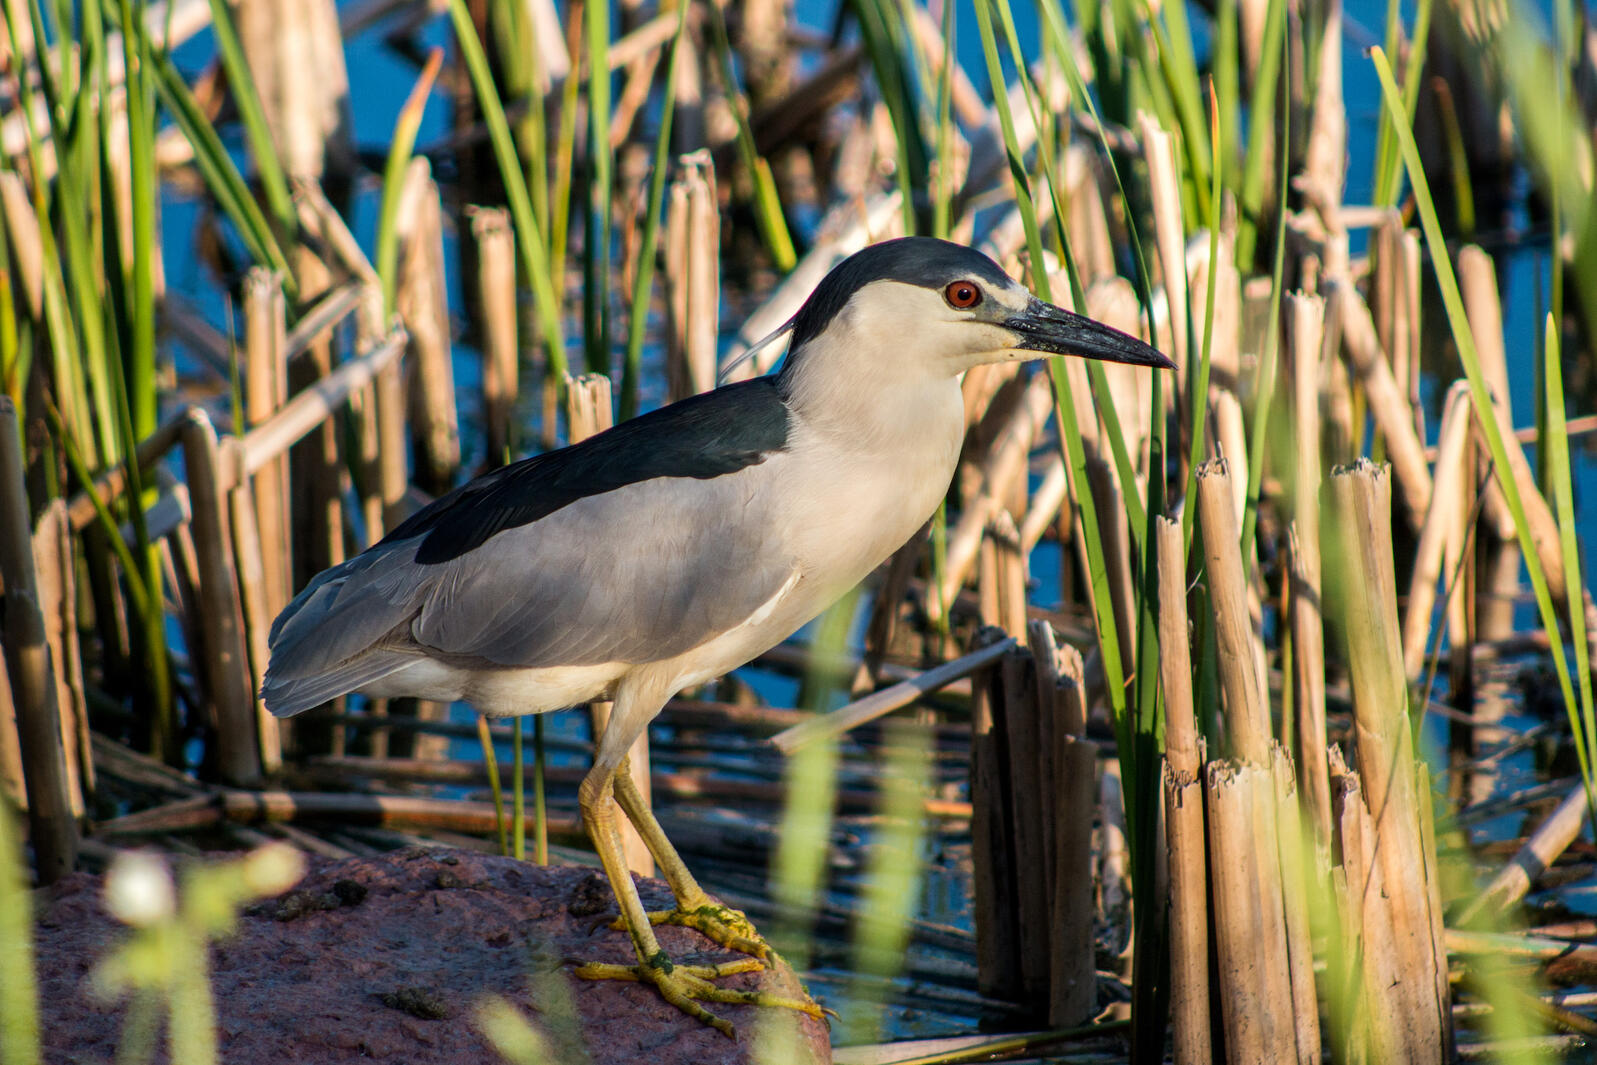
(223, 449), (282, 775)
(1156, 517), (1211, 1064)
(1327, 460), (1449, 1060)
(243, 268), (291, 620)
(937, 371), (1054, 618)
(1402, 382), (1473, 679)
(663, 150), (719, 401)
(471, 206), (519, 465)
(28, 501), (88, 817)
(1196, 458), (1269, 763)
(181, 408), (262, 786)
(968, 625), (1022, 1001)
(1284, 291), (1330, 854)
(996, 647), (1048, 1006)
(1138, 113), (1189, 370)
(1457, 245), (1517, 541)
(394, 157), (459, 496)
(0, 418), (79, 882)
(1328, 280), (1432, 525)
(1272, 746), (1322, 1064)
(1205, 758), (1296, 1060)
(564, 374), (649, 875)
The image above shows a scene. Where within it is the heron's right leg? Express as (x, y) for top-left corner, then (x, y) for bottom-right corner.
(571, 696), (825, 1036)
(610, 761), (773, 962)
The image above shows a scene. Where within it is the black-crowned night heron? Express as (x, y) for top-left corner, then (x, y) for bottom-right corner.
(263, 236), (1172, 1034)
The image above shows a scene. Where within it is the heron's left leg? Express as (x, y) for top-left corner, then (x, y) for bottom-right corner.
(610, 760), (775, 963)
(571, 683), (824, 1034)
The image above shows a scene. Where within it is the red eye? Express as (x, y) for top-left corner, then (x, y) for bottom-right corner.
(944, 280), (982, 309)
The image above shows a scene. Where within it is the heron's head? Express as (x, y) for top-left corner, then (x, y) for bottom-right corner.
(777, 237), (1174, 385)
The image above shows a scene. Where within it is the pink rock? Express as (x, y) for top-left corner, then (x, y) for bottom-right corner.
(34, 847), (832, 1065)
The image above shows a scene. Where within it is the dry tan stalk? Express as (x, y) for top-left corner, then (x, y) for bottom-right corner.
(1206, 760), (1295, 1061)
(969, 628), (1022, 1000)
(1461, 780), (1591, 924)
(1458, 245), (1518, 541)
(565, 373), (615, 442)
(29, 501), (87, 819)
(231, 0), (353, 181)
(663, 152), (719, 400)
(1416, 761), (1454, 1062)
(1332, 759), (1405, 1063)
(227, 331), (406, 490)
(991, 511), (1029, 646)
(1210, 387), (1248, 526)
(1061, 147), (1115, 286)
(1026, 620), (1064, 913)
(285, 246), (345, 621)
(1050, 729), (1097, 1026)
(243, 268), (292, 621)
(1301, 0), (1347, 219)
(1100, 758), (1131, 970)
(1087, 457), (1137, 671)
(1162, 761), (1210, 1064)
(1402, 382), (1472, 677)
(1196, 459), (1270, 763)
(375, 355), (409, 530)
(1328, 279), (1433, 523)
(222, 452), (282, 775)
(1185, 225), (1241, 391)
(1138, 112), (1188, 370)
(1087, 277), (1153, 467)
(471, 206), (519, 464)
(771, 637), (1017, 754)
(1157, 521), (1210, 1062)
(395, 157), (460, 493)
(1156, 518), (1199, 777)
(997, 649), (1049, 1004)
(183, 409), (262, 786)
(1327, 460), (1448, 1059)
(0, 172), (43, 318)
(1273, 747), (1322, 1064)
(937, 371), (1054, 615)
(1283, 292), (1330, 851)
(1018, 454), (1067, 553)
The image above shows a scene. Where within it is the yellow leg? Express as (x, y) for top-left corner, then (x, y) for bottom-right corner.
(610, 759), (773, 961)
(573, 763), (826, 1036)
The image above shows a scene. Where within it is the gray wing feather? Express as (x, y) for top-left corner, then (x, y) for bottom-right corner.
(264, 466), (798, 714)
(410, 469), (795, 667)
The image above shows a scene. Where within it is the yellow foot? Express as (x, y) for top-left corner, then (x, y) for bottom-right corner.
(575, 953), (828, 1038)
(633, 903), (772, 961)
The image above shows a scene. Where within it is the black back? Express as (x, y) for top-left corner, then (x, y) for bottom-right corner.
(387, 378), (791, 564)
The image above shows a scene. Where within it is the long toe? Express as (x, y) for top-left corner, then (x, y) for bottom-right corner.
(574, 954), (830, 1038)
(634, 903), (772, 962)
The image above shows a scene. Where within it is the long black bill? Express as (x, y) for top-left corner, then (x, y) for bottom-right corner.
(1004, 296), (1176, 370)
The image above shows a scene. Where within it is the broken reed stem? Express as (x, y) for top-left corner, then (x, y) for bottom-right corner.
(1284, 291), (1330, 857)
(1086, 456), (1136, 668)
(1457, 244), (1517, 542)
(664, 149), (719, 400)
(969, 626), (1022, 1001)
(182, 409), (262, 787)
(0, 398), (79, 883)
(1196, 459), (1270, 763)
(1327, 460), (1449, 1060)
(1462, 778), (1591, 924)
(243, 267), (292, 621)
(31, 501), (90, 818)
(1205, 759), (1297, 1060)
(997, 647), (1049, 1006)
(395, 157), (460, 495)
(1156, 516), (1211, 1064)
(472, 206), (519, 465)
(1329, 280), (1432, 524)
(1138, 113), (1188, 369)
(1273, 747), (1322, 1065)
(938, 371), (1053, 617)
(224, 445), (282, 775)
(1403, 382), (1473, 679)
(563, 375), (651, 876)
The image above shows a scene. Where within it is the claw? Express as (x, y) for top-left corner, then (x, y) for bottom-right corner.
(622, 903), (773, 961)
(576, 952), (828, 1038)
